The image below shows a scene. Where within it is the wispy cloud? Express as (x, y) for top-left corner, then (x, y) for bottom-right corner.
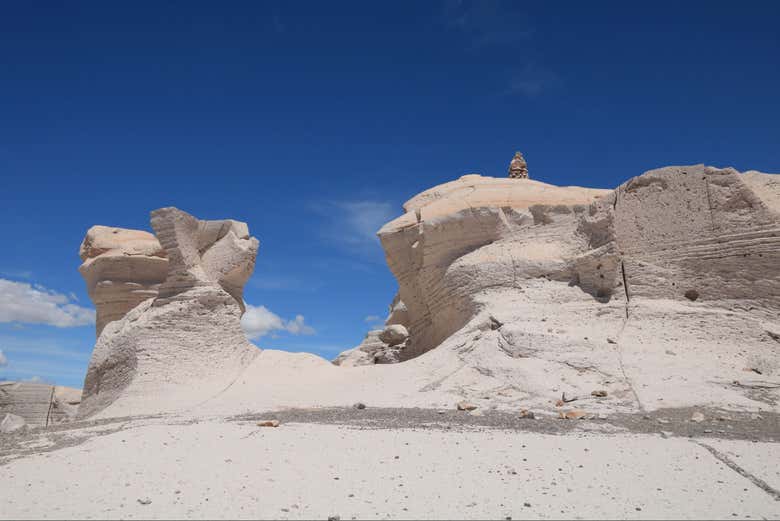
(0, 349), (7, 367)
(442, 0), (533, 50)
(315, 200), (397, 258)
(364, 314), (385, 330)
(507, 64), (559, 98)
(0, 279), (95, 327)
(441, 2), (559, 97)
(0, 269), (33, 280)
(241, 304), (315, 340)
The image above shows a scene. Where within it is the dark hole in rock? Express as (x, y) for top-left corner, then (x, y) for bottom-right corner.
(684, 289), (700, 301)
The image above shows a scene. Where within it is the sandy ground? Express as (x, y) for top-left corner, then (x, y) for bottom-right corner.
(2, 408), (779, 520)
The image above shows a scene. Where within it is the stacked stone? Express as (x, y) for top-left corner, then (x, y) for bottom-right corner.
(508, 151), (529, 179)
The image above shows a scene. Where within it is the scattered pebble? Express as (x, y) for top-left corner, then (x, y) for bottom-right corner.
(457, 401), (477, 411)
(137, 498), (152, 505)
(607, 338), (617, 344)
(591, 390), (608, 397)
(691, 412), (705, 423)
(558, 410), (587, 420)
(353, 403), (366, 410)
(257, 420), (281, 428)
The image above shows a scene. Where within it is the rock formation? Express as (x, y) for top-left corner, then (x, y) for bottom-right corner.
(367, 165), (780, 363)
(79, 226), (168, 336)
(73, 165), (779, 420)
(376, 173), (610, 360)
(612, 166), (780, 307)
(77, 207), (261, 419)
(508, 151), (529, 179)
(328, 165), (778, 416)
(333, 293), (412, 366)
(0, 381), (81, 427)
(332, 330), (393, 366)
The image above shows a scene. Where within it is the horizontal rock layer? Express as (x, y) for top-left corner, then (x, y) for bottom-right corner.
(0, 382), (81, 427)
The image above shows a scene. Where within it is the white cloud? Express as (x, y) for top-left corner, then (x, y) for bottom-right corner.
(315, 200), (397, 259)
(0, 279), (95, 327)
(336, 201), (396, 244)
(0, 349), (7, 367)
(364, 315), (381, 323)
(241, 304), (315, 340)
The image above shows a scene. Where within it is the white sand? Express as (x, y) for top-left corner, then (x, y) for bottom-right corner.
(2, 418), (779, 520)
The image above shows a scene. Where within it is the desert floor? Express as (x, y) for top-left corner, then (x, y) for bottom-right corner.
(1, 407), (779, 520)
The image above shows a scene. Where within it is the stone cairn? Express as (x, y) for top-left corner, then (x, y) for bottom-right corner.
(508, 152), (529, 179)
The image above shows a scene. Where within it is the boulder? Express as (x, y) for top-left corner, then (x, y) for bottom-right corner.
(78, 207), (261, 419)
(379, 324), (409, 346)
(332, 330), (406, 366)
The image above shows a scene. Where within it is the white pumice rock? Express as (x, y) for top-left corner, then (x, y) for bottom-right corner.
(77, 207), (260, 419)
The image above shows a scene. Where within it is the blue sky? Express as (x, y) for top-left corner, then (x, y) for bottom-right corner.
(1, 1), (779, 388)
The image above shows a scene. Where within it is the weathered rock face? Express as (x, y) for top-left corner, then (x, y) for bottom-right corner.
(78, 207), (260, 419)
(369, 166), (780, 363)
(385, 293), (409, 327)
(613, 165), (780, 308)
(0, 382), (81, 427)
(377, 174), (610, 360)
(78, 226), (168, 337)
(0, 413), (26, 434)
(150, 207), (257, 311)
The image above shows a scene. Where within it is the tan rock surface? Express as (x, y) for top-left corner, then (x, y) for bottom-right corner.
(78, 226), (168, 337)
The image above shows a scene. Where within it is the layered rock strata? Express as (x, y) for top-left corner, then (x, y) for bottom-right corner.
(77, 208), (260, 418)
(366, 165), (780, 363)
(78, 226), (168, 337)
(376, 173), (610, 360)
(0, 382), (81, 427)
